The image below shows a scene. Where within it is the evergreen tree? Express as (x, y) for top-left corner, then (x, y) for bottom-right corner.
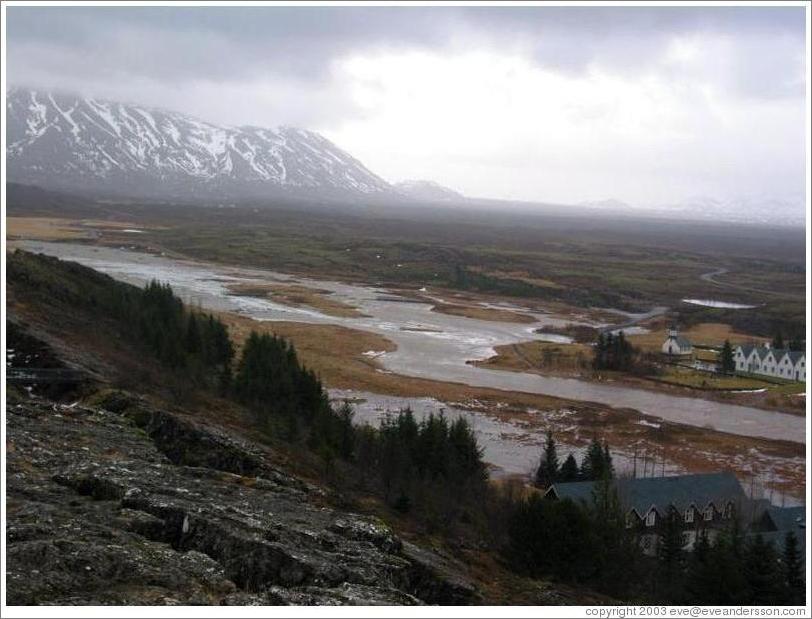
(589, 475), (641, 594)
(718, 340), (736, 375)
(744, 534), (784, 604)
(592, 330), (637, 371)
(699, 528), (748, 604)
(580, 438), (613, 481)
(772, 332), (785, 350)
(602, 442), (614, 479)
(685, 529), (712, 602)
(782, 531), (804, 604)
(185, 312), (201, 355)
(592, 333), (607, 370)
(559, 453), (579, 482)
(507, 495), (598, 582)
(535, 431), (559, 487)
(657, 508), (687, 601)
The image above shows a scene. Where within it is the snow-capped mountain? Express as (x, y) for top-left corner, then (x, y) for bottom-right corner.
(6, 88), (392, 201)
(394, 179), (465, 202)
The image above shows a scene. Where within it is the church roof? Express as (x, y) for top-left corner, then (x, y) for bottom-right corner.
(666, 334), (692, 350)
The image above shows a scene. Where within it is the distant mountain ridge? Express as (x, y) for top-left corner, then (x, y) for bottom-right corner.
(578, 195), (804, 228)
(394, 179), (465, 202)
(6, 88), (392, 201)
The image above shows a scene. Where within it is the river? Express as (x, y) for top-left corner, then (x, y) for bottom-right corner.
(16, 241), (805, 445)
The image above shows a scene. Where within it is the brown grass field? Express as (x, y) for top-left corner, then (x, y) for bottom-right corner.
(6, 217), (95, 240)
(474, 340), (591, 375)
(628, 320), (768, 352)
(430, 302), (537, 323)
(6, 216), (164, 243)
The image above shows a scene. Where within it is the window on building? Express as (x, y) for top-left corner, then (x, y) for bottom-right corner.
(685, 508), (694, 524)
(724, 503), (734, 519)
(625, 512), (635, 529)
(704, 506), (714, 521)
(646, 511), (656, 527)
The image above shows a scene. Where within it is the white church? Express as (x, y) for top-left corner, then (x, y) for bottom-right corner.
(734, 345), (806, 382)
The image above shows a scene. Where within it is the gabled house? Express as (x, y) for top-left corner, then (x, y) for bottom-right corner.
(545, 472), (747, 555)
(734, 345), (805, 382)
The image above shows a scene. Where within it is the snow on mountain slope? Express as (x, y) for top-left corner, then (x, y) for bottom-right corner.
(6, 88), (392, 201)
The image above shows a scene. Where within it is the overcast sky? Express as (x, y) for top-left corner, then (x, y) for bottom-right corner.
(6, 5), (808, 210)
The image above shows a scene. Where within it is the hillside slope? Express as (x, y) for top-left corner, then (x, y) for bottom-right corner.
(7, 88), (392, 201)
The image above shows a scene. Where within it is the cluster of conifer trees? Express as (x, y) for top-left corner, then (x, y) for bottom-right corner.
(507, 478), (641, 593)
(123, 281), (234, 388)
(233, 332), (354, 458)
(508, 479), (804, 604)
(535, 433), (614, 487)
(592, 331), (637, 371)
(122, 279), (489, 512)
(659, 515), (804, 605)
(354, 409), (488, 526)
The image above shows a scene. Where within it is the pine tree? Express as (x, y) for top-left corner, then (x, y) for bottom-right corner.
(701, 534), (748, 604)
(559, 453), (579, 482)
(657, 509), (687, 601)
(685, 529), (711, 602)
(592, 333), (606, 370)
(580, 438), (609, 481)
(772, 332), (785, 350)
(590, 475), (640, 594)
(602, 442), (614, 479)
(535, 431), (559, 487)
(782, 531), (804, 604)
(718, 340), (736, 375)
(744, 534), (784, 604)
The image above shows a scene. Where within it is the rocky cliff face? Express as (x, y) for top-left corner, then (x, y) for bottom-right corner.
(6, 390), (479, 605)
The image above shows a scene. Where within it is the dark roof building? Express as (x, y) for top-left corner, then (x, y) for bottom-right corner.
(750, 505), (806, 561)
(545, 472), (747, 516)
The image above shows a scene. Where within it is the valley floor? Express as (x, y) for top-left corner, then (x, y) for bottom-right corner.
(6, 213), (807, 504)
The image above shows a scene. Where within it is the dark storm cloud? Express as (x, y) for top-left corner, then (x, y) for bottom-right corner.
(7, 5), (805, 94)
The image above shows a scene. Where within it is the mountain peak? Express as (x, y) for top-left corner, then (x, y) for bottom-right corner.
(7, 88), (392, 201)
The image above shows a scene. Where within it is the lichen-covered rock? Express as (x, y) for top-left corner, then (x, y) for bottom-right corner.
(6, 395), (479, 605)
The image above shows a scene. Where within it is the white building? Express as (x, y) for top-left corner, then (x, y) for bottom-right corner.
(662, 328), (693, 357)
(734, 345), (805, 382)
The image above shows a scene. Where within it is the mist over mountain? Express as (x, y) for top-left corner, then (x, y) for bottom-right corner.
(6, 88), (805, 227)
(579, 195), (805, 228)
(394, 180), (465, 202)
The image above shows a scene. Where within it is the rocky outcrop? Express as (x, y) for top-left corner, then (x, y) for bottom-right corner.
(6, 393), (480, 605)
